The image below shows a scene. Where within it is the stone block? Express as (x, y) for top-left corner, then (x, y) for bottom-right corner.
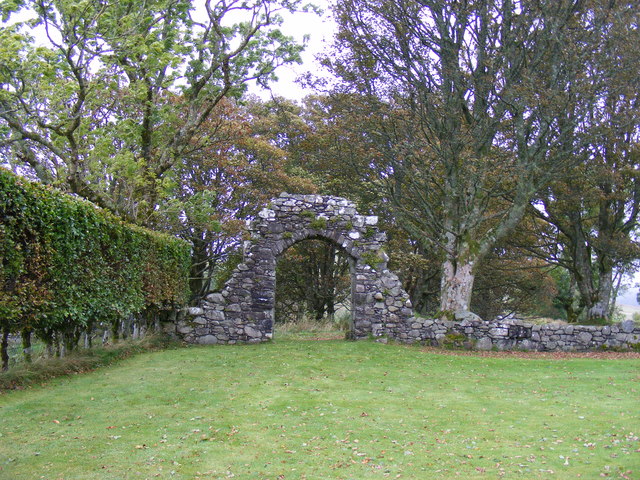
(489, 327), (508, 337)
(197, 335), (218, 345)
(577, 332), (592, 344)
(176, 323), (192, 334)
(475, 337), (493, 351)
(615, 333), (630, 342)
(206, 293), (225, 304)
(245, 326), (262, 338)
(258, 208), (275, 219)
(621, 320), (636, 333)
(518, 339), (534, 351)
(454, 310), (483, 323)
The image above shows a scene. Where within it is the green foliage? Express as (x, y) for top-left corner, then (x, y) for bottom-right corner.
(308, 216), (327, 230)
(363, 226), (375, 239)
(0, 0), (308, 225)
(0, 169), (190, 339)
(360, 251), (383, 270)
(275, 239), (351, 323)
(440, 332), (472, 350)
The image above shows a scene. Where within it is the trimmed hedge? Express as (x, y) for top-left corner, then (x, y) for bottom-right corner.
(0, 168), (190, 342)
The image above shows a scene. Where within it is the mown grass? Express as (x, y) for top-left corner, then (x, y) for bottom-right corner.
(0, 338), (638, 479)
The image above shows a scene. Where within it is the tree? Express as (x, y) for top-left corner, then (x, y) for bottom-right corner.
(275, 239), (351, 323)
(156, 96), (315, 303)
(324, 0), (628, 316)
(523, 4), (640, 323)
(0, 0), (308, 225)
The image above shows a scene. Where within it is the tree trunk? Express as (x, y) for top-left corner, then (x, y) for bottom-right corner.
(63, 331), (76, 354)
(608, 271), (624, 320)
(42, 330), (54, 358)
(54, 332), (61, 357)
(111, 320), (120, 343)
(21, 328), (32, 363)
(586, 268), (614, 324)
(1, 326), (10, 372)
(84, 320), (94, 349)
(565, 275), (583, 323)
(189, 234), (212, 304)
(440, 258), (476, 314)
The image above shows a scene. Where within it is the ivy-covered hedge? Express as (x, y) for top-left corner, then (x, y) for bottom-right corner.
(0, 168), (190, 343)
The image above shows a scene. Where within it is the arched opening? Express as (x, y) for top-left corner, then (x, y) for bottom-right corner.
(275, 237), (354, 339)
(183, 194), (414, 345)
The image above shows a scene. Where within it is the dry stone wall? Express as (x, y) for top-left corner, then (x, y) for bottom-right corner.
(176, 193), (413, 344)
(388, 316), (640, 352)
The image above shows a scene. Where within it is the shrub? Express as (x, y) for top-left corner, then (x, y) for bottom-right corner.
(440, 332), (472, 350)
(0, 169), (190, 365)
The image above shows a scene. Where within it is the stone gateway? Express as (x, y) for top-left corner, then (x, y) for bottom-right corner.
(179, 193), (413, 344)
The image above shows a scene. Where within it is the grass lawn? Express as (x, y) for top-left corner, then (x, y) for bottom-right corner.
(0, 337), (638, 479)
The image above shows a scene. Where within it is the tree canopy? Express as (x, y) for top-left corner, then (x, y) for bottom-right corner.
(0, 0), (308, 224)
(320, 0), (640, 318)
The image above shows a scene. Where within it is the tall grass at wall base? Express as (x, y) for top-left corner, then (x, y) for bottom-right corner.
(0, 334), (178, 391)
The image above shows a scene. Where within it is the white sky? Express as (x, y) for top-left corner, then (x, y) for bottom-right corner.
(249, 0), (336, 100)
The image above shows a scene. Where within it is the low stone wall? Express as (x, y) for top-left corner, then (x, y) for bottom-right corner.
(392, 317), (640, 352)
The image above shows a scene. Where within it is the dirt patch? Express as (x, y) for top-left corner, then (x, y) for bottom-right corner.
(415, 345), (640, 360)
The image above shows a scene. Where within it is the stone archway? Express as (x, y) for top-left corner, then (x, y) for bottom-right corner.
(179, 193), (414, 344)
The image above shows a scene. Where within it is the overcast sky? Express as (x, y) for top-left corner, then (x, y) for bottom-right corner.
(251, 0), (336, 100)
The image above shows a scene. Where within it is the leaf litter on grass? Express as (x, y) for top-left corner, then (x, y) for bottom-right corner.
(0, 339), (638, 479)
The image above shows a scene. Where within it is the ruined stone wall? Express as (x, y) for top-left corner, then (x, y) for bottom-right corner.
(390, 317), (640, 352)
(172, 192), (639, 352)
(176, 193), (413, 344)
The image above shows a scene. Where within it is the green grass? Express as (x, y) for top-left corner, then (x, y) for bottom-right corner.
(0, 339), (638, 479)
